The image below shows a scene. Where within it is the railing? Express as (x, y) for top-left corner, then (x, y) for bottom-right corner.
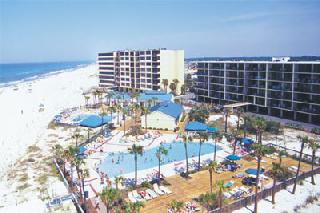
(209, 165), (320, 213)
(53, 158), (84, 213)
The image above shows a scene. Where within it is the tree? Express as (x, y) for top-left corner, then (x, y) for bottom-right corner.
(306, 137), (320, 185)
(188, 106), (209, 123)
(197, 132), (209, 171)
(223, 108), (230, 133)
(100, 104), (108, 131)
(269, 162), (283, 204)
(180, 84), (186, 95)
(252, 117), (267, 144)
(211, 131), (223, 162)
(208, 161), (218, 193)
(216, 180), (226, 209)
(83, 94), (90, 108)
(162, 79), (169, 92)
(183, 134), (193, 177)
(122, 107), (128, 135)
(108, 106), (116, 120)
(128, 144), (144, 187)
(86, 127), (93, 141)
(199, 192), (217, 211)
(114, 176), (124, 190)
(151, 97), (158, 106)
(156, 146), (168, 183)
(278, 150), (288, 166)
(292, 135), (308, 194)
(143, 107), (150, 131)
(91, 90), (98, 105)
(235, 107), (243, 131)
(168, 199), (184, 213)
(72, 129), (83, 147)
(116, 104), (122, 125)
(74, 157), (85, 206)
(106, 91), (114, 106)
(127, 201), (145, 213)
(252, 144), (270, 213)
(99, 187), (121, 213)
(169, 82), (177, 95)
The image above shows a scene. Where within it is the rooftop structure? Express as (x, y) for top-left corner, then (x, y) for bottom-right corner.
(149, 102), (183, 119)
(195, 60), (320, 125)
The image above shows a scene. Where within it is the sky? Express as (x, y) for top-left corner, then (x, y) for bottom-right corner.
(0, 0), (320, 63)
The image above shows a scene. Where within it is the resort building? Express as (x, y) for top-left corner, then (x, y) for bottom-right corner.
(195, 61), (320, 125)
(141, 102), (183, 130)
(97, 49), (184, 94)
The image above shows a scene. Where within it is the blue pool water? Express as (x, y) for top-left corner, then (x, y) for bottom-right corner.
(73, 114), (112, 128)
(98, 141), (222, 178)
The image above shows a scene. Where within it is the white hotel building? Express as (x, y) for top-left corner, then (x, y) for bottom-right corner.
(97, 49), (184, 94)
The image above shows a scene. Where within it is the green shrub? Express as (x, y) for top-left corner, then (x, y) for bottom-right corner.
(164, 128), (168, 131)
(140, 181), (151, 188)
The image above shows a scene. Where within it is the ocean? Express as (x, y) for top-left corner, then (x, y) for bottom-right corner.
(0, 61), (93, 87)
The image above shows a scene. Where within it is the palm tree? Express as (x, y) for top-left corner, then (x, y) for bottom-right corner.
(269, 162), (283, 204)
(216, 180), (226, 209)
(252, 117), (267, 144)
(235, 107), (243, 131)
(114, 176), (124, 190)
(122, 107), (128, 135)
(96, 90), (103, 105)
(183, 134), (193, 177)
(180, 84), (186, 95)
(306, 137), (320, 185)
(75, 157), (85, 205)
(223, 108), (230, 133)
(243, 113), (249, 138)
(156, 146), (168, 183)
(106, 91), (113, 106)
(143, 107), (150, 131)
(91, 90), (98, 105)
(100, 104), (108, 131)
(168, 199), (184, 213)
(116, 104), (122, 125)
(211, 131), (222, 162)
(199, 192), (217, 212)
(252, 144), (270, 213)
(151, 97), (158, 106)
(72, 129), (83, 147)
(83, 94), (90, 108)
(127, 201), (145, 213)
(128, 144), (144, 187)
(64, 145), (78, 186)
(292, 135), (308, 194)
(278, 150), (288, 166)
(197, 132), (209, 171)
(208, 161), (218, 193)
(99, 187), (121, 213)
(162, 79), (169, 92)
(169, 82), (177, 95)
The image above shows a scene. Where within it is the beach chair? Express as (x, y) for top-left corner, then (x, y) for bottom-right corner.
(128, 192), (137, 203)
(153, 183), (165, 195)
(159, 185), (172, 194)
(132, 190), (144, 202)
(139, 190), (152, 200)
(146, 189), (158, 198)
(224, 181), (234, 188)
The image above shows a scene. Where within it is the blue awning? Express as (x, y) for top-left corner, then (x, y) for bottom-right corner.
(79, 146), (87, 155)
(245, 168), (264, 175)
(207, 127), (217, 133)
(184, 121), (208, 131)
(226, 154), (241, 161)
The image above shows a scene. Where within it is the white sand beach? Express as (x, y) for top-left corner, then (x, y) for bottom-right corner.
(0, 64), (98, 210)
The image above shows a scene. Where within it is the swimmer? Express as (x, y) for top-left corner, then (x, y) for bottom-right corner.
(112, 158), (114, 163)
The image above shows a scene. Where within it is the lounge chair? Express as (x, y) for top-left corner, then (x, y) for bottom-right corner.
(132, 190), (144, 202)
(224, 181), (234, 188)
(128, 192), (137, 203)
(153, 183), (165, 195)
(159, 185), (172, 194)
(146, 189), (158, 198)
(139, 190), (152, 200)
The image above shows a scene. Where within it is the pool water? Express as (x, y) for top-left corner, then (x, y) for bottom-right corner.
(98, 141), (221, 178)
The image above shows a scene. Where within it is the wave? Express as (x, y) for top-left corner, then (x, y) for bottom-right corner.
(0, 62), (95, 89)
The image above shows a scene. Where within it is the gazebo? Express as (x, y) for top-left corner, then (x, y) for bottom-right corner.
(184, 121), (209, 132)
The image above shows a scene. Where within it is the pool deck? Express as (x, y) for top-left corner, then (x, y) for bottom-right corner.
(140, 156), (312, 213)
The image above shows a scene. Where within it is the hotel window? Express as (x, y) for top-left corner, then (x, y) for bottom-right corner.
(146, 56), (151, 60)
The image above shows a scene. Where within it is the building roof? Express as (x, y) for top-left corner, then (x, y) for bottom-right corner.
(138, 91), (173, 102)
(195, 60), (320, 64)
(150, 102), (183, 119)
(184, 121), (208, 131)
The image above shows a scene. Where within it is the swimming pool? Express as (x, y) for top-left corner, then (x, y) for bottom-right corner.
(98, 141), (221, 178)
(73, 114), (112, 128)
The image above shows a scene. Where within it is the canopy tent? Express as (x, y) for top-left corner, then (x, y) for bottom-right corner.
(241, 138), (255, 145)
(207, 127), (217, 133)
(138, 91), (173, 102)
(79, 115), (112, 128)
(245, 168), (264, 175)
(184, 121), (208, 132)
(226, 154), (241, 161)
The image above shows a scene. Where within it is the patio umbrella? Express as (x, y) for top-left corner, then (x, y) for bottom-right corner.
(226, 154), (241, 161)
(245, 168), (264, 175)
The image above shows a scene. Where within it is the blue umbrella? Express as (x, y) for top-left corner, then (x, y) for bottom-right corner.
(226, 154), (241, 161)
(241, 138), (254, 145)
(79, 146), (87, 155)
(245, 168), (264, 175)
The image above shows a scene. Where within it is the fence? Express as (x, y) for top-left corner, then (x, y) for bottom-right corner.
(267, 143), (320, 166)
(209, 166), (320, 213)
(53, 158), (84, 213)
